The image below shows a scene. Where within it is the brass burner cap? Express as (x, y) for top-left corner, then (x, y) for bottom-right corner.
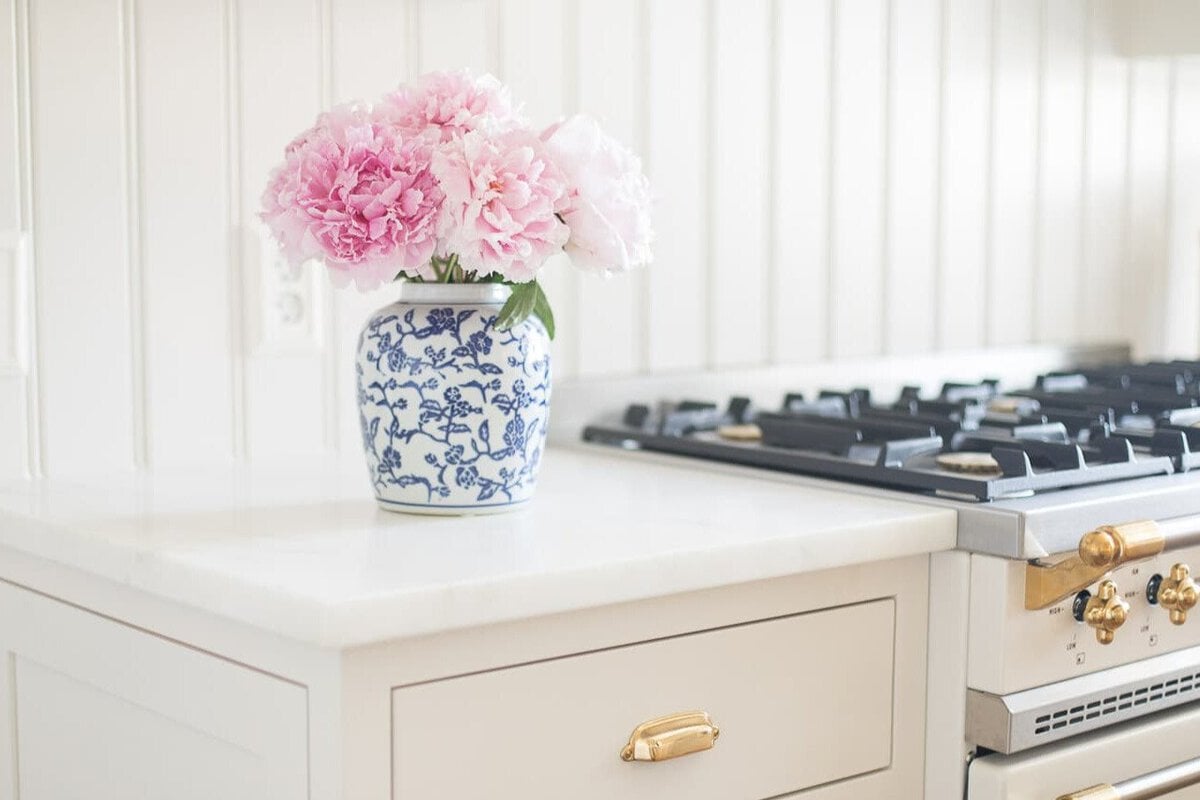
(987, 396), (1023, 414)
(936, 452), (1002, 476)
(716, 423), (763, 442)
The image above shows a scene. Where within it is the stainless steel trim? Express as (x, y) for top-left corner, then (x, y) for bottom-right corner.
(967, 644), (1200, 754)
(1119, 757), (1200, 800)
(955, 472), (1200, 559)
(1158, 516), (1200, 550)
(1058, 757), (1200, 800)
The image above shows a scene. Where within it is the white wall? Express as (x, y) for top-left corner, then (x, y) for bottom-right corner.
(1, 0), (1199, 479)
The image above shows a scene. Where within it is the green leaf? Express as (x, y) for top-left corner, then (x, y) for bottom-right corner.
(495, 282), (538, 331)
(531, 280), (556, 339)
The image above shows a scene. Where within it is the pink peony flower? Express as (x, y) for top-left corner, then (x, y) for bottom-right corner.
(378, 70), (522, 143)
(260, 103), (443, 289)
(431, 130), (570, 282)
(541, 114), (653, 275)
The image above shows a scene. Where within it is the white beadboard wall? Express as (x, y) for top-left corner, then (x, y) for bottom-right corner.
(2, 0), (1200, 478)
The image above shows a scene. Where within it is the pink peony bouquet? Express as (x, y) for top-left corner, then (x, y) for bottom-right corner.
(260, 70), (653, 336)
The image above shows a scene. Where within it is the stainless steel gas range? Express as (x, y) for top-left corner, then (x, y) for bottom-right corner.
(583, 360), (1200, 800)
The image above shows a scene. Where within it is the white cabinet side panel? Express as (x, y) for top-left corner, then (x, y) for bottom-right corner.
(0, 648), (13, 800)
(0, 581), (307, 800)
(925, 550), (971, 800)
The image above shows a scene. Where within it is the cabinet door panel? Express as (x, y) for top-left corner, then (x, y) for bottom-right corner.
(0, 581), (307, 800)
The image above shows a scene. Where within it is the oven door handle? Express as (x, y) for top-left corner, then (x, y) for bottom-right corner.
(1057, 755), (1200, 799)
(1027, 515), (1200, 610)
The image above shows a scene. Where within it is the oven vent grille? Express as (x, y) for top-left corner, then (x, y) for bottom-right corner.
(1032, 671), (1198, 736)
(967, 644), (1200, 754)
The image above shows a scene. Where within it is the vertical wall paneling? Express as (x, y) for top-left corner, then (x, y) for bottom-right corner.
(8, 0), (1200, 474)
(0, 0), (17, 228)
(0, 0), (30, 479)
(937, 0), (992, 350)
(772, 0), (831, 364)
(238, 0), (327, 458)
(1035, 0), (1086, 344)
(329, 0), (410, 453)
(223, 0), (246, 459)
(120, 0), (146, 468)
(829, 0), (887, 358)
(574, 0), (643, 375)
(1080, 0), (1130, 345)
(710, 0), (771, 367)
(0, 234), (27, 479)
(138, 0), (235, 466)
(1127, 60), (1172, 358)
(29, 0), (135, 475)
(416, 0), (490, 74)
(1164, 61), (1200, 357)
(986, 0), (1040, 347)
(884, 0), (941, 354)
(499, 0), (577, 379)
(645, 0), (707, 371)
(331, 0), (408, 102)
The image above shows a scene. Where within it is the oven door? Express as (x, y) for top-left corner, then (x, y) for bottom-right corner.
(968, 701), (1200, 799)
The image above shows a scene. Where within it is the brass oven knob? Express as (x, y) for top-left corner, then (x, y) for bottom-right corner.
(1159, 563), (1198, 625)
(1084, 580), (1129, 645)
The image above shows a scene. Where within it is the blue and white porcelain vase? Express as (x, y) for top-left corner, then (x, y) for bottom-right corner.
(356, 283), (551, 514)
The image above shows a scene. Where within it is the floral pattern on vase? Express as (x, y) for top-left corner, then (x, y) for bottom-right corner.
(356, 285), (551, 513)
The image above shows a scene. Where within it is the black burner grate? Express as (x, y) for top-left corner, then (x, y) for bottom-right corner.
(582, 362), (1200, 501)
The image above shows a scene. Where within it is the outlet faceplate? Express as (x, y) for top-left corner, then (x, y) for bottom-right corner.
(252, 225), (324, 355)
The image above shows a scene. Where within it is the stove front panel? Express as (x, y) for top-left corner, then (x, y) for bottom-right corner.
(968, 545), (1200, 695)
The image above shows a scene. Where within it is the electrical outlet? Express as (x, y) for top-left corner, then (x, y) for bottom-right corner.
(251, 224), (324, 355)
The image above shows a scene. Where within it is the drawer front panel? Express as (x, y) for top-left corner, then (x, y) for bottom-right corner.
(393, 599), (895, 800)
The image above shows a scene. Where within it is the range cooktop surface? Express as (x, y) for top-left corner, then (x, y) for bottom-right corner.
(583, 360), (1200, 504)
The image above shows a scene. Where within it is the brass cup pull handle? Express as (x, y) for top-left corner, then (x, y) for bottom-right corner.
(1056, 754), (1200, 799)
(620, 711), (720, 762)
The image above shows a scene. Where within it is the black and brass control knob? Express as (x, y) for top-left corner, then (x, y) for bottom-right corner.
(1084, 580), (1129, 645)
(1159, 563), (1198, 625)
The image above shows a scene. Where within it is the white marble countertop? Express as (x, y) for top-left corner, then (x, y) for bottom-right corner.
(0, 446), (957, 648)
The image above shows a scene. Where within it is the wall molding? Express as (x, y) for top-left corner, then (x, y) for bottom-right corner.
(0, 230), (28, 377)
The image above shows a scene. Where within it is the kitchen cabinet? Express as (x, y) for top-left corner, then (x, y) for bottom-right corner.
(0, 582), (308, 800)
(0, 554), (932, 799)
(0, 450), (955, 798)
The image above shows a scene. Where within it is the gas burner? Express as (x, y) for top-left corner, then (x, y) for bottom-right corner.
(583, 361), (1200, 502)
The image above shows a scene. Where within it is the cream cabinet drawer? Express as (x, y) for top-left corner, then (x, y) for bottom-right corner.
(392, 598), (895, 800)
